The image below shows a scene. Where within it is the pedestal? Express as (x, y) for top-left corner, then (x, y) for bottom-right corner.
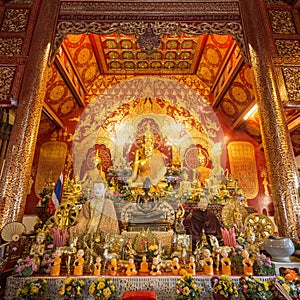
(271, 261), (300, 275)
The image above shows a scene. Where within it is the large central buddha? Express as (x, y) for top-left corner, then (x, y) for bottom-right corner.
(128, 126), (166, 187)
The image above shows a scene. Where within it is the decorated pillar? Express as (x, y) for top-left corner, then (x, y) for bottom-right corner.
(0, 0), (60, 229)
(240, 0), (300, 238)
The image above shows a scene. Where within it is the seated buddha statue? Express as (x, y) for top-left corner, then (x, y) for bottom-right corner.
(128, 125), (166, 188)
(139, 256), (149, 273)
(81, 152), (106, 194)
(130, 177), (166, 223)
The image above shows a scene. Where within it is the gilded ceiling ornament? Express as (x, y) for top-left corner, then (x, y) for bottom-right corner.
(268, 10), (296, 34)
(282, 67), (300, 102)
(137, 25), (161, 59)
(1, 9), (29, 32)
(54, 21), (247, 63)
(0, 38), (23, 56)
(0, 67), (15, 102)
(275, 40), (300, 57)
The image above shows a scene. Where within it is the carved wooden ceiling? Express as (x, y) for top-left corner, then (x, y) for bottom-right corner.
(37, 0), (300, 156)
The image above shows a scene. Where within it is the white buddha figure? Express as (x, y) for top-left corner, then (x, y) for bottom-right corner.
(69, 180), (119, 239)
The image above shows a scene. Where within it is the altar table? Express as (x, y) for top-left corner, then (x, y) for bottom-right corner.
(4, 274), (273, 300)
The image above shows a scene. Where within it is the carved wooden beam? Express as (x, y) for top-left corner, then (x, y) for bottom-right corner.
(89, 34), (106, 74)
(211, 42), (244, 108)
(232, 101), (257, 129)
(42, 102), (66, 130)
(283, 101), (300, 109)
(54, 44), (86, 108)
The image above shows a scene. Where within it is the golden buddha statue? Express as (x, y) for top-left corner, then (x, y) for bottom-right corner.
(81, 152), (106, 193)
(195, 150), (211, 188)
(129, 125), (166, 187)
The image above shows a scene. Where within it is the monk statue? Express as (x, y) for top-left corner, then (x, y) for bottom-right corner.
(69, 180), (119, 239)
(81, 152), (106, 194)
(190, 195), (222, 247)
(129, 125), (166, 187)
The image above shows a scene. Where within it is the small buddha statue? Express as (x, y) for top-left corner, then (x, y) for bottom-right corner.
(73, 249), (84, 276)
(50, 249), (62, 276)
(139, 256), (149, 273)
(171, 257), (181, 275)
(126, 257), (137, 276)
(175, 205), (186, 234)
(246, 230), (260, 258)
(177, 169), (192, 199)
(109, 257), (118, 276)
(30, 232), (46, 266)
(203, 248), (214, 275)
(150, 257), (161, 276)
(220, 248), (231, 275)
(188, 256), (196, 276)
(242, 249), (253, 276)
(93, 256), (102, 276)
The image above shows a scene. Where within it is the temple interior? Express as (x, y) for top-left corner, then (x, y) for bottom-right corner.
(1, 0), (300, 299)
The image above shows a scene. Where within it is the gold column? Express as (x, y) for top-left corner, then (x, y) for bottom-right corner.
(0, 0), (60, 229)
(240, 0), (300, 238)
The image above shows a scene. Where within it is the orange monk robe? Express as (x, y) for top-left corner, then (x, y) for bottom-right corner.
(126, 262), (137, 276)
(73, 257), (84, 276)
(188, 262), (196, 276)
(50, 257), (61, 276)
(93, 262), (101, 276)
(243, 258), (253, 276)
(204, 257), (214, 275)
(221, 257), (231, 275)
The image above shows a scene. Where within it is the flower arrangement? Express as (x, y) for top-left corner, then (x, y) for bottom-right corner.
(240, 276), (273, 300)
(211, 275), (238, 298)
(148, 244), (159, 258)
(77, 193), (88, 204)
(175, 275), (202, 299)
(282, 269), (300, 282)
(253, 253), (275, 276)
(59, 277), (85, 299)
(89, 277), (116, 299)
(275, 275), (300, 299)
(14, 256), (38, 277)
(230, 245), (243, 265)
(16, 278), (48, 299)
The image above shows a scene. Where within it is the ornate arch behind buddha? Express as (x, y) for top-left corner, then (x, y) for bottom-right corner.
(72, 77), (226, 187)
